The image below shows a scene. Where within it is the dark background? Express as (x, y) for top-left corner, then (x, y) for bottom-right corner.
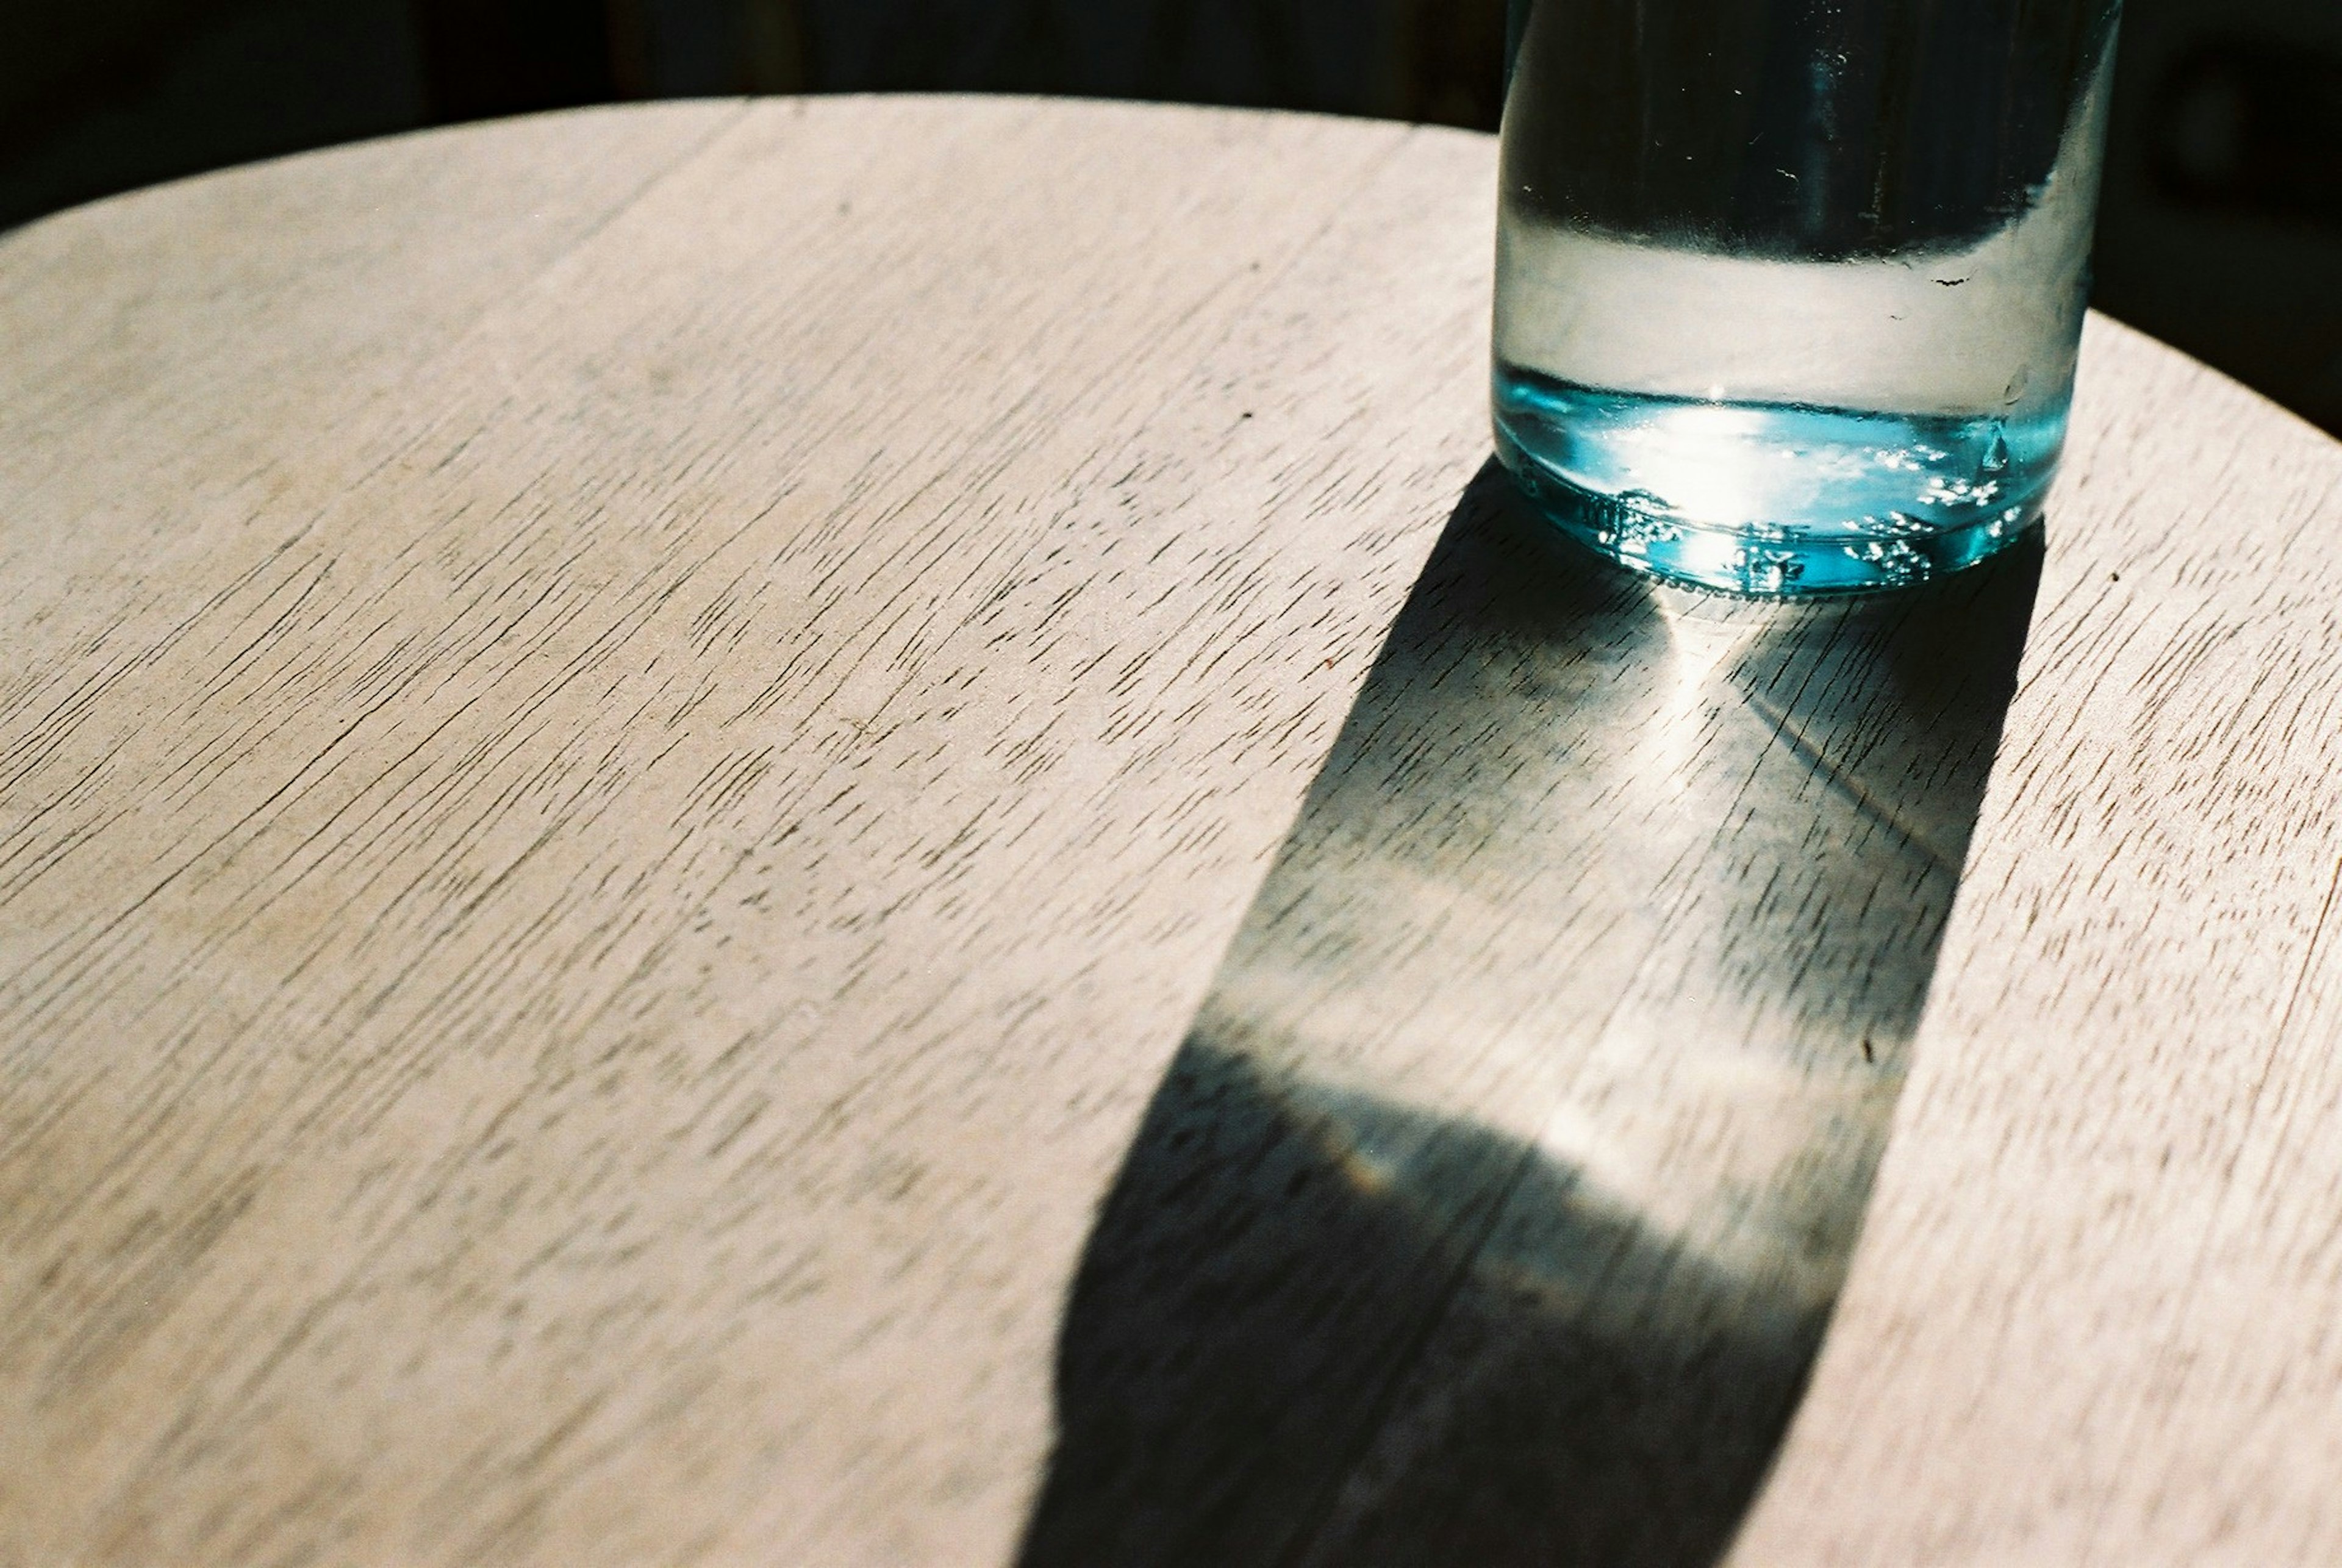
(2, 0), (2337, 435)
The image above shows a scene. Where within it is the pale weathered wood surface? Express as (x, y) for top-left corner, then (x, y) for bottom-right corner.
(0, 96), (2338, 1567)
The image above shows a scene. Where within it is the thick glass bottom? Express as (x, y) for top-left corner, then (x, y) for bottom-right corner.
(1493, 365), (2060, 596)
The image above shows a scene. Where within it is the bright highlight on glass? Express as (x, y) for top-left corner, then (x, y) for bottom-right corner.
(1493, 0), (2125, 596)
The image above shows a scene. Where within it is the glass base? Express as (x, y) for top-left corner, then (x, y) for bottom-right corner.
(1493, 367), (2057, 597)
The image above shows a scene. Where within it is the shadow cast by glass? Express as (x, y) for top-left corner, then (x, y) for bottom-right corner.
(1019, 464), (2041, 1567)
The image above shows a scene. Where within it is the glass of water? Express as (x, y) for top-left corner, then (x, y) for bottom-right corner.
(1492, 0), (2124, 595)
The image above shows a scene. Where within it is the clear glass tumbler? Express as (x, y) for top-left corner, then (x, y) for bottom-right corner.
(1492, 0), (2124, 595)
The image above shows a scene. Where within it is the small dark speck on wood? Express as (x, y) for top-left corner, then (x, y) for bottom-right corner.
(1934, 276), (1970, 287)
(1861, 1037), (1875, 1063)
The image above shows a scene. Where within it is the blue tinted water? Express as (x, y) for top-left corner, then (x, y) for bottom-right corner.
(1493, 364), (2061, 596)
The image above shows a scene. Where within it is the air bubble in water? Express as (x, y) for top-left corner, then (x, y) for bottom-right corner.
(1842, 539), (1932, 586)
(1981, 428), (2011, 475)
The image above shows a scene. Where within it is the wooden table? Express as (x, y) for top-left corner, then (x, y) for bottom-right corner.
(4, 96), (2340, 1567)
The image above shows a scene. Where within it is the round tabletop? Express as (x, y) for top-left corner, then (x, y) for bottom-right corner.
(5, 96), (2341, 1567)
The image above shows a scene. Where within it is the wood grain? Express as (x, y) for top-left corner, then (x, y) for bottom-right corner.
(0, 97), (1492, 1567)
(1016, 478), (2043, 1567)
(1734, 318), (2342, 1568)
(0, 95), (2338, 1566)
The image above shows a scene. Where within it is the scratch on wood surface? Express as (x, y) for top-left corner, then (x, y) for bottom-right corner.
(2271, 856), (2342, 1056)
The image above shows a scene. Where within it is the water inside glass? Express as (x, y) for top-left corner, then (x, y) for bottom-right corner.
(1494, 0), (2124, 595)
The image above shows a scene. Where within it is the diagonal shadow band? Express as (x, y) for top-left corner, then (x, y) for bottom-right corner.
(1019, 461), (2043, 1568)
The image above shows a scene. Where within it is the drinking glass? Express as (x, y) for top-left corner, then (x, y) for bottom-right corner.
(1493, 0), (2124, 595)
